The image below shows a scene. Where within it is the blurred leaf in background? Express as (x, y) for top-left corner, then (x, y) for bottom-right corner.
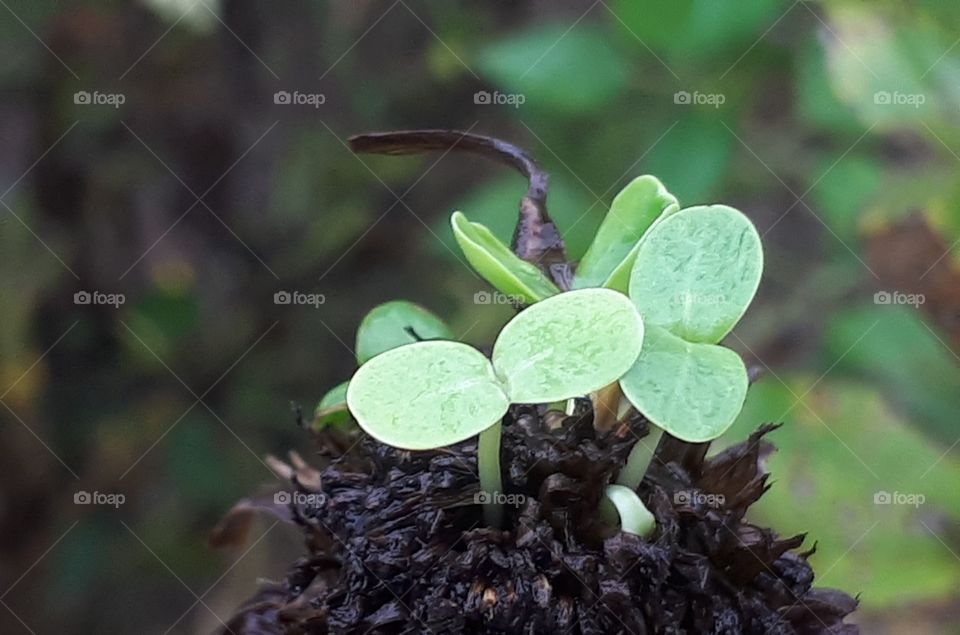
(478, 24), (628, 114)
(727, 377), (960, 608)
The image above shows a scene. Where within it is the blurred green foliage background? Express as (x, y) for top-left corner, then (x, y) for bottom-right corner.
(1, 0), (959, 632)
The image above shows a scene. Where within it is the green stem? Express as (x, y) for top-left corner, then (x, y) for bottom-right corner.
(617, 426), (663, 490)
(478, 421), (504, 528)
(600, 484), (656, 538)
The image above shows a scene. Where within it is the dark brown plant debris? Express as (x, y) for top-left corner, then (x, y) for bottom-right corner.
(219, 411), (858, 634)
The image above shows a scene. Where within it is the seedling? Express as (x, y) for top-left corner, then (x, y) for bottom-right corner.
(355, 299), (453, 363)
(451, 211), (560, 304)
(312, 300), (453, 430)
(325, 130), (762, 537)
(347, 288), (644, 526)
(448, 182), (762, 448)
(231, 131), (860, 635)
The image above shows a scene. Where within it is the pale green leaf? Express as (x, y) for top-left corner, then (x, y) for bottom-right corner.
(620, 325), (747, 442)
(356, 300), (453, 364)
(493, 288), (644, 403)
(574, 175), (679, 291)
(312, 381), (351, 430)
(347, 341), (509, 450)
(629, 205), (763, 344)
(451, 211), (561, 305)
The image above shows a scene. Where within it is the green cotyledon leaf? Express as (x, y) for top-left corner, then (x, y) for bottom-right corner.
(355, 300), (453, 364)
(451, 211), (561, 305)
(347, 341), (509, 451)
(492, 288), (644, 403)
(312, 381), (351, 430)
(619, 325), (748, 442)
(628, 205), (763, 344)
(574, 176), (679, 291)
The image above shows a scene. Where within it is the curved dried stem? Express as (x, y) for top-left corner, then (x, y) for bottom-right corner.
(349, 129), (571, 288)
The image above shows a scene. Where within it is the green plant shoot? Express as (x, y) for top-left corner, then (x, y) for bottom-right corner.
(346, 288), (644, 526)
(573, 175), (679, 291)
(451, 211), (560, 304)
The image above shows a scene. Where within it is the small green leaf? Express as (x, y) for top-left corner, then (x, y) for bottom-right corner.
(312, 381), (351, 430)
(451, 211), (561, 305)
(574, 176), (679, 291)
(619, 326), (748, 442)
(347, 341), (509, 450)
(492, 288), (644, 403)
(356, 300), (453, 364)
(629, 205), (762, 344)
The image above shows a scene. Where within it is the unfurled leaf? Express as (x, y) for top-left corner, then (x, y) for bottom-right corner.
(629, 205), (763, 344)
(355, 300), (453, 364)
(312, 381), (351, 430)
(347, 341), (509, 450)
(620, 325), (747, 442)
(574, 175), (679, 291)
(492, 288), (644, 403)
(451, 211), (561, 304)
